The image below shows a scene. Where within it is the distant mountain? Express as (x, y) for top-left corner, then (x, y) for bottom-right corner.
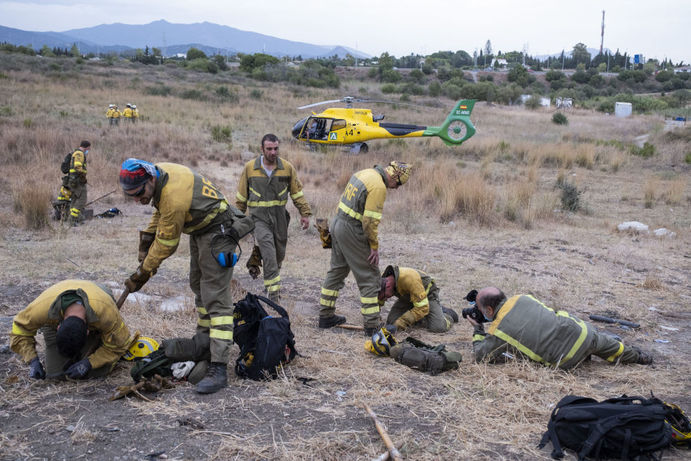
(0, 20), (370, 59)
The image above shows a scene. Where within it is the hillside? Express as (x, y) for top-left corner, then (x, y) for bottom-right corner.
(0, 53), (689, 460)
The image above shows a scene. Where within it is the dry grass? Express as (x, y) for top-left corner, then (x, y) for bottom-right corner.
(0, 54), (689, 460)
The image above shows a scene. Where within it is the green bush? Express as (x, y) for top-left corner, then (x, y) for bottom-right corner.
(0, 106), (12, 116)
(552, 112), (568, 125)
(180, 89), (206, 101)
(558, 181), (581, 212)
(428, 81), (441, 97)
(250, 89), (263, 99)
(215, 86), (239, 102)
(381, 84), (396, 94)
(685, 153), (691, 164)
(211, 125), (232, 144)
(630, 142), (655, 158)
(145, 84), (172, 97)
(524, 94), (542, 110)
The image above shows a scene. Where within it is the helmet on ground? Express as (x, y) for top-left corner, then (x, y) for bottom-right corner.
(385, 161), (412, 186)
(666, 402), (691, 447)
(123, 336), (159, 360)
(365, 327), (398, 356)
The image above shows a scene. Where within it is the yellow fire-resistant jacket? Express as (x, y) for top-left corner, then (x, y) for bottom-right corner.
(133, 109), (139, 119)
(336, 165), (387, 250)
(68, 148), (87, 185)
(106, 108), (115, 118)
(472, 294), (596, 369)
(235, 156), (311, 222)
(386, 266), (436, 329)
(122, 108), (133, 119)
(142, 163), (229, 274)
(10, 280), (132, 369)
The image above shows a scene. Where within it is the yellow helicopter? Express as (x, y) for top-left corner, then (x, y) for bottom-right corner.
(291, 97), (476, 153)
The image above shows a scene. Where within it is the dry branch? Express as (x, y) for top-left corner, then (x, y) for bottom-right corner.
(364, 404), (402, 461)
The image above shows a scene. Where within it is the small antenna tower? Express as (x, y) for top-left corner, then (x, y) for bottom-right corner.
(600, 10), (605, 55)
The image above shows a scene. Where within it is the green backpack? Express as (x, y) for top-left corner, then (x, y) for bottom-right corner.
(390, 337), (462, 375)
(130, 349), (173, 382)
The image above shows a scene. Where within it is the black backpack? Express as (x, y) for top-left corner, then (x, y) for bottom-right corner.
(233, 293), (297, 380)
(539, 394), (674, 460)
(60, 152), (73, 174)
(130, 349), (173, 383)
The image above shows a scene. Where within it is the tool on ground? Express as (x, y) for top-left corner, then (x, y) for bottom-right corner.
(116, 288), (130, 310)
(589, 314), (640, 329)
(84, 189), (118, 208)
(334, 324), (365, 331)
(110, 374), (174, 401)
(364, 404), (403, 461)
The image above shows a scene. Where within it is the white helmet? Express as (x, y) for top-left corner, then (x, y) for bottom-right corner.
(132, 105), (137, 109)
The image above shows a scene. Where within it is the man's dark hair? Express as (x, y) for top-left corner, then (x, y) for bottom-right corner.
(80, 140), (91, 148)
(261, 133), (279, 148)
(56, 317), (87, 358)
(479, 289), (506, 310)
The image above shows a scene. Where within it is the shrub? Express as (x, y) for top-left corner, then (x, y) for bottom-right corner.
(428, 81), (441, 97)
(685, 153), (691, 164)
(215, 86), (239, 102)
(630, 142), (655, 158)
(0, 105), (12, 116)
(179, 89), (206, 101)
(558, 181), (582, 212)
(186, 48), (207, 60)
(211, 125), (232, 144)
(524, 94), (541, 110)
(249, 89), (263, 99)
(12, 181), (51, 230)
(552, 112), (568, 125)
(145, 84), (172, 96)
(381, 84), (396, 94)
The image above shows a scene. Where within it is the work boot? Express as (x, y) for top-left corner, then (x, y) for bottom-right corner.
(364, 326), (378, 337)
(442, 307), (459, 323)
(634, 348), (653, 365)
(195, 362), (227, 394)
(318, 314), (346, 329)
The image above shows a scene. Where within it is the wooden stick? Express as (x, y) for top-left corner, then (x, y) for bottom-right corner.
(364, 404), (402, 461)
(335, 324), (365, 331)
(373, 452), (390, 461)
(116, 287), (130, 310)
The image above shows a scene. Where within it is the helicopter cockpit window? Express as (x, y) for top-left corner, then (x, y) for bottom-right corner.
(304, 118), (333, 140)
(330, 119), (346, 132)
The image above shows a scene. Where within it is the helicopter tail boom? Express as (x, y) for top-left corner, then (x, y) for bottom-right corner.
(423, 99), (476, 146)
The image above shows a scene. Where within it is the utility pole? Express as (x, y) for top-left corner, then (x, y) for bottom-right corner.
(600, 10), (605, 55)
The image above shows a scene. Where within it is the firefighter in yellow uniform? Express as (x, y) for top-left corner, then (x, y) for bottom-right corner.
(119, 158), (253, 394)
(378, 265), (457, 333)
(10, 280), (133, 380)
(122, 103), (133, 122)
(132, 105), (139, 122)
(235, 134), (311, 301)
(318, 161), (412, 336)
(469, 287), (653, 368)
(106, 104), (116, 125)
(54, 141), (90, 225)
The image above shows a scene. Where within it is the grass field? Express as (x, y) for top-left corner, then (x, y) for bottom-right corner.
(0, 54), (689, 460)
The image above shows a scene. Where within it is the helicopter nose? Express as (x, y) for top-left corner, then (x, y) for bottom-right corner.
(292, 118), (307, 139)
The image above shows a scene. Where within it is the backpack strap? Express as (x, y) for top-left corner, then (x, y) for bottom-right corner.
(539, 396), (596, 459)
(255, 294), (289, 319)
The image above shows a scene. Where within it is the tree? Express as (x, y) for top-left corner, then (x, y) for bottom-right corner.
(572, 43), (590, 68)
(70, 43), (80, 58)
(186, 47), (207, 60)
(484, 40), (493, 66)
(40, 45), (55, 57)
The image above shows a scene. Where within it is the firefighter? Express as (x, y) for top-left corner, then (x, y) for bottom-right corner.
(106, 104), (116, 125)
(120, 158), (252, 394)
(235, 134), (312, 302)
(55, 140), (90, 225)
(132, 104), (139, 122)
(122, 103), (133, 122)
(10, 280), (133, 380)
(378, 265), (458, 333)
(468, 287), (653, 369)
(318, 161), (412, 336)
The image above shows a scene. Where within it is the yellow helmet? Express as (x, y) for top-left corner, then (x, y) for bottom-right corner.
(385, 161), (412, 186)
(364, 327), (398, 356)
(123, 336), (159, 361)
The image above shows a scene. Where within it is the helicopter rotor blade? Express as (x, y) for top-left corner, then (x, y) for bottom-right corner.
(298, 99), (345, 110)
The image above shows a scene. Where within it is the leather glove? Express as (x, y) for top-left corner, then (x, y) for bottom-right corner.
(138, 231), (156, 262)
(29, 357), (46, 380)
(65, 358), (92, 379)
(246, 245), (262, 279)
(314, 218), (332, 249)
(125, 265), (153, 293)
(171, 361), (195, 380)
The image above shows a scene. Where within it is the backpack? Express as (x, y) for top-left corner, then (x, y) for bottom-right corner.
(233, 293), (297, 380)
(389, 337), (462, 375)
(130, 349), (173, 383)
(60, 151), (73, 174)
(538, 394), (675, 460)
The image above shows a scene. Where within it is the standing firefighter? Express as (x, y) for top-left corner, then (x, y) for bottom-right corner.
(10, 280), (133, 380)
(379, 265), (458, 333)
(54, 140), (90, 224)
(318, 161), (412, 336)
(122, 103), (133, 122)
(235, 134), (312, 301)
(119, 158), (253, 394)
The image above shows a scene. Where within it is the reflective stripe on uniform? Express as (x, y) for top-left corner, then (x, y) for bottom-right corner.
(236, 192), (247, 203)
(11, 322), (34, 336)
(264, 275), (280, 287)
(473, 334), (485, 341)
(197, 306), (208, 315)
(291, 191), (304, 200)
(249, 187), (261, 198)
(363, 209), (382, 220)
(558, 316), (589, 366)
(607, 342), (625, 362)
(210, 316), (234, 326)
(338, 202), (362, 221)
(70, 208), (80, 217)
(247, 199), (288, 207)
(320, 298), (336, 307)
(493, 328), (548, 364)
(197, 318), (210, 327)
(321, 287), (338, 297)
(210, 329), (233, 340)
(361, 296), (378, 304)
(184, 200), (229, 234)
(157, 236), (180, 247)
(361, 305), (380, 315)
(413, 298), (429, 308)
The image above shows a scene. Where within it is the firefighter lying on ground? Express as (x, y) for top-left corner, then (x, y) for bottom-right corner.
(378, 265), (458, 333)
(10, 280), (133, 380)
(468, 287), (653, 369)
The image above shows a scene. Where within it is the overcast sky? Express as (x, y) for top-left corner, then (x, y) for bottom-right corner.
(1, 0), (689, 63)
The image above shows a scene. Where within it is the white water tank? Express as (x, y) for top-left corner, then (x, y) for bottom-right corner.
(615, 102), (632, 117)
